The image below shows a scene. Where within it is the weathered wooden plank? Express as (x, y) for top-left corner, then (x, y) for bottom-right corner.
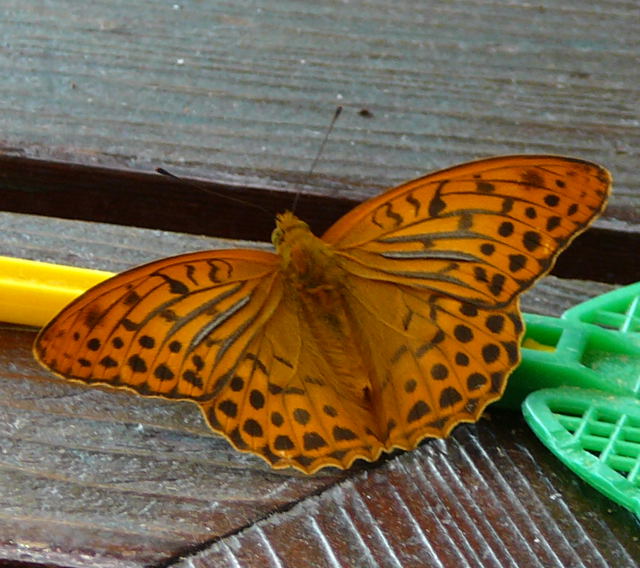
(0, 0), (638, 203)
(1, 0), (639, 565)
(2, 0), (638, 287)
(0, 212), (633, 567)
(185, 421), (640, 568)
(0, 213), (347, 567)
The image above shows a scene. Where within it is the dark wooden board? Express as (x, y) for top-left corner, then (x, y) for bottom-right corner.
(1, 1), (638, 204)
(190, 422), (640, 568)
(1, 0), (640, 566)
(1, 155), (638, 285)
(1, 213), (638, 567)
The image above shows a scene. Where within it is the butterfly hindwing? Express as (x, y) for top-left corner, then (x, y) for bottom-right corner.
(200, 293), (384, 472)
(338, 274), (523, 449)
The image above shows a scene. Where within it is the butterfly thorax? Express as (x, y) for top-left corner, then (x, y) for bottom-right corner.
(273, 211), (342, 291)
(273, 211), (378, 419)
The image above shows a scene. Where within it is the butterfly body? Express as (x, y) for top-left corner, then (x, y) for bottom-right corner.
(274, 210), (383, 437)
(34, 156), (611, 473)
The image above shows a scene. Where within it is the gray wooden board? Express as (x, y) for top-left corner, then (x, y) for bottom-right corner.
(186, 426), (640, 568)
(0, 213), (343, 567)
(0, 212), (638, 567)
(0, 0), (638, 211)
(1, 0), (640, 565)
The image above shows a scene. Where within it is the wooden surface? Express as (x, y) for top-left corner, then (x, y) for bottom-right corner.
(1, 214), (638, 568)
(1, 1), (640, 567)
(0, 1), (638, 201)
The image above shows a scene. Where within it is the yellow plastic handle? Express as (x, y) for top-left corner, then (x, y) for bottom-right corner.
(0, 255), (114, 328)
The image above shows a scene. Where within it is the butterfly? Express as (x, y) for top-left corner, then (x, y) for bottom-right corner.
(34, 155), (611, 473)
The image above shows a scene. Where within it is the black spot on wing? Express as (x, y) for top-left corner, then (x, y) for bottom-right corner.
(407, 400), (430, 423)
(157, 273), (190, 295)
(521, 170), (544, 187)
(128, 354), (147, 373)
(185, 264), (198, 286)
(476, 181), (495, 193)
(544, 194), (560, 207)
(304, 432), (328, 450)
(243, 419), (263, 437)
(124, 291), (141, 306)
(405, 192), (421, 216)
(439, 387), (462, 408)
(183, 370), (203, 389)
(154, 363), (174, 381)
(428, 183), (447, 217)
(334, 426), (357, 441)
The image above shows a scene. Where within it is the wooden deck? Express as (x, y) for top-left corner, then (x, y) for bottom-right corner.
(1, 1), (639, 566)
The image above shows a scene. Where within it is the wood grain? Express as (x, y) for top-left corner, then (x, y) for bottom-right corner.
(0, 0), (638, 202)
(1, 0), (639, 566)
(0, 214), (345, 567)
(186, 421), (640, 568)
(1, 213), (638, 567)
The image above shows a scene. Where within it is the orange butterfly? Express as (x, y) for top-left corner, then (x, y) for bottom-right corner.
(34, 156), (611, 473)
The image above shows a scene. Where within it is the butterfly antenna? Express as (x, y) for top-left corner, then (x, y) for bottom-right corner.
(155, 168), (271, 214)
(291, 105), (343, 213)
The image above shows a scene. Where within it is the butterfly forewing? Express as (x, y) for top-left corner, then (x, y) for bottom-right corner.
(324, 156), (610, 307)
(35, 250), (282, 400)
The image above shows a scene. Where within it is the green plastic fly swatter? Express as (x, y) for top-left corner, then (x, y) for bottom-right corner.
(503, 282), (640, 516)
